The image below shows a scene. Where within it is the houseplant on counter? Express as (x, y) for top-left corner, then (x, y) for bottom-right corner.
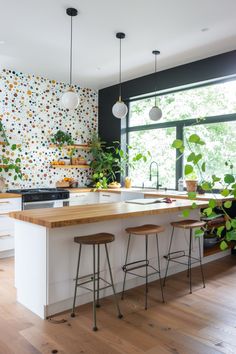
(172, 131), (236, 251)
(89, 134), (150, 189)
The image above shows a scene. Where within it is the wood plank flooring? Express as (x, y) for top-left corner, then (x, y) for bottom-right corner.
(0, 256), (236, 354)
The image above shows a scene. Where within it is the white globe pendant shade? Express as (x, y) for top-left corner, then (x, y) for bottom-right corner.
(149, 105), (162, 121)
(61, 89), (79, 110)
(112, 100), (128, 119)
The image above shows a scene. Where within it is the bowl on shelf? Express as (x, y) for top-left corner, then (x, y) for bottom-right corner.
(108, 182), (121, 189)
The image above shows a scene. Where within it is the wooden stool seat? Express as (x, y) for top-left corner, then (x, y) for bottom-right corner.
(170, 219), (206, 229)
(74, 233), (114, 245)
(125, 224), (165, 235)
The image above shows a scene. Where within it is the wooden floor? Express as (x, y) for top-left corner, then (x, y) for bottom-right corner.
(0, 257), (236, 354)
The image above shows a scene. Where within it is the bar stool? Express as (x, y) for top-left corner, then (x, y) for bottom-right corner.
(71, 233), (123, 331)
(121, 224), (165, 310)
(163, 219), (206, 294)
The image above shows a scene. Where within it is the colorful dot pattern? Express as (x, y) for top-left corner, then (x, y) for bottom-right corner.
(0, 69), (98, 189)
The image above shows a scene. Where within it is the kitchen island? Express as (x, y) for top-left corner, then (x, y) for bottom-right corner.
(10, 198), (229, 319)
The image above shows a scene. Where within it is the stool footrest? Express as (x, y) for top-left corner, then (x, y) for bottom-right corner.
(164, 253), (202, 267)
(123, 264), (161, 279)
(122, 259), (149, 272)
(164, 250), (185, 260)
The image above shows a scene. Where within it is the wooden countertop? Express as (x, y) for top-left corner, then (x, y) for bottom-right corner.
(0, 193), (21, 199)
(68, 187), (234, 201)
(9, 199), (208, 229)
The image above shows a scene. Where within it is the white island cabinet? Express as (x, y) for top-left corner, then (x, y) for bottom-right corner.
(9, 199), (219, 319)
(0, 196), (21, 257)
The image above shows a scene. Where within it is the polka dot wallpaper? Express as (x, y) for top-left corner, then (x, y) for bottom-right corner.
(0, 69), (98, 189)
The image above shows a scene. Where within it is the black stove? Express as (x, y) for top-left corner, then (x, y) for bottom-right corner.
(7, 188), (69, 203)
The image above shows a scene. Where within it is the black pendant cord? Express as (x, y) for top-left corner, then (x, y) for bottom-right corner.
(154, 53), (157, 106)
(69, 15), (73, 87)
(119, 37), (122, 101)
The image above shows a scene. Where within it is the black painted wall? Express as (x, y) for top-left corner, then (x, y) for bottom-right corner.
(98, 50), (236, 144)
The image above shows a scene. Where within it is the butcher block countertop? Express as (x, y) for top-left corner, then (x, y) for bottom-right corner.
(68, 188), (233, 200)
(0, 193), (21, 199)
(9, 199), (208, 229)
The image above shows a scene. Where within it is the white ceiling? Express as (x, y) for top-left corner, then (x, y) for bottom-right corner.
(0, 0), (236, 90)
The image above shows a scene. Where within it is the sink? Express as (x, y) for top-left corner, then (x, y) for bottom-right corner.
(125, 198), (165, 205)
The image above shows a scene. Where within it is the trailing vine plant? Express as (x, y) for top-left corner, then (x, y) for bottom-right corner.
(172, 132), (236, 251)
(0, 121), (22, 181)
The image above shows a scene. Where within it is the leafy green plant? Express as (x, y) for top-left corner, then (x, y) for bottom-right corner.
(89, 134), (150, 188)
(0, 122), (22, 180)
(172, 131), (236, 250)
(51, 130), (74, 147)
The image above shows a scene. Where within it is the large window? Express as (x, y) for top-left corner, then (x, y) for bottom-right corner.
(126, 78), (236, 188)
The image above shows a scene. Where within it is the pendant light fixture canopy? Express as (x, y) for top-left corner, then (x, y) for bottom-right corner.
(149, 50), (162, 121)
(61, 8), (79, 110)
(112, 32), (128, 119)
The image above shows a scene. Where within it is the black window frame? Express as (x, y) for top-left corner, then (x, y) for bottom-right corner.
(123, 77), (236, 189)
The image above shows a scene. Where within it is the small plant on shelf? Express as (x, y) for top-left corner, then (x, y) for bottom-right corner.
(51, 130), (74, 147)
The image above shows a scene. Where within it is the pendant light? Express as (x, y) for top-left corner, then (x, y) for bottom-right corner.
(61, 8), (79, 110)
(149, 50), (162, 121)
(112, 32), (128, 119)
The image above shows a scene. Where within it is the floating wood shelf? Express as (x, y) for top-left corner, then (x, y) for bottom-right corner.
(49, 144), (91, 150)
(0, 142), (6, 146)
(0, 164), (8, 168)
(51, 164), (90, 169)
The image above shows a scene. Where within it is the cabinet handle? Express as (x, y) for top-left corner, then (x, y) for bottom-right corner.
(0, 201), (10, 204)
(0, 213), (8, 216)
(0, 234), (11, 238)
(102, 194), (111, 197)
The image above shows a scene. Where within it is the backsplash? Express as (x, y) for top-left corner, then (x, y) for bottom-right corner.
(0, 69), (98, 189)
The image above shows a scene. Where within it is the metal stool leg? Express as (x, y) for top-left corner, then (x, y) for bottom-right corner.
(121, 234), (131, 300)
(92, 244), (98, 331)
(96, 244), (100, 308)
(188, 229), (193, 294)
(156, 234), (165, 303)
(198, 236), (206, 288)
(71, 244), (82, 317)
(145, 235), (148, 310)
(163, 226), (175, 287)
(105, 244), (123, 319)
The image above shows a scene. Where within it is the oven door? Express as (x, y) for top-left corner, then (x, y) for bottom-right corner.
(23, 199), (65, 210)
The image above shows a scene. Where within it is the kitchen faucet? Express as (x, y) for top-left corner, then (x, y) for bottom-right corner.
(149, 161), (162, 189)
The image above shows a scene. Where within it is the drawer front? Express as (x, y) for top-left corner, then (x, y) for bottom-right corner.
(0, 232), (14, 252)
(0, 214), (13, 231)
(0, 198), (21, 213)
(69, 192), (99, 206)
(99, 192), (121, 203)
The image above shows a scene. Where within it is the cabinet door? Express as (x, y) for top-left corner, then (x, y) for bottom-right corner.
(69, 192), (99, 206)
(99, 192), (121, 203)
(0, 198), (21, 252)
(0, 198), (21, 214)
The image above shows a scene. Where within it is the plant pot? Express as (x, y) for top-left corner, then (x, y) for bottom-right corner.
(124, 177), (132, 188)
(185, 179), (198, 193)
(204, 234), (220, 248)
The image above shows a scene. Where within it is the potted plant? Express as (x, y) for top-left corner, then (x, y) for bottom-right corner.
(89, 134), (150, 189)
(172, 131), (236, 251)
(51, 130), (74, 147)
(185, 171), (198, 192)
